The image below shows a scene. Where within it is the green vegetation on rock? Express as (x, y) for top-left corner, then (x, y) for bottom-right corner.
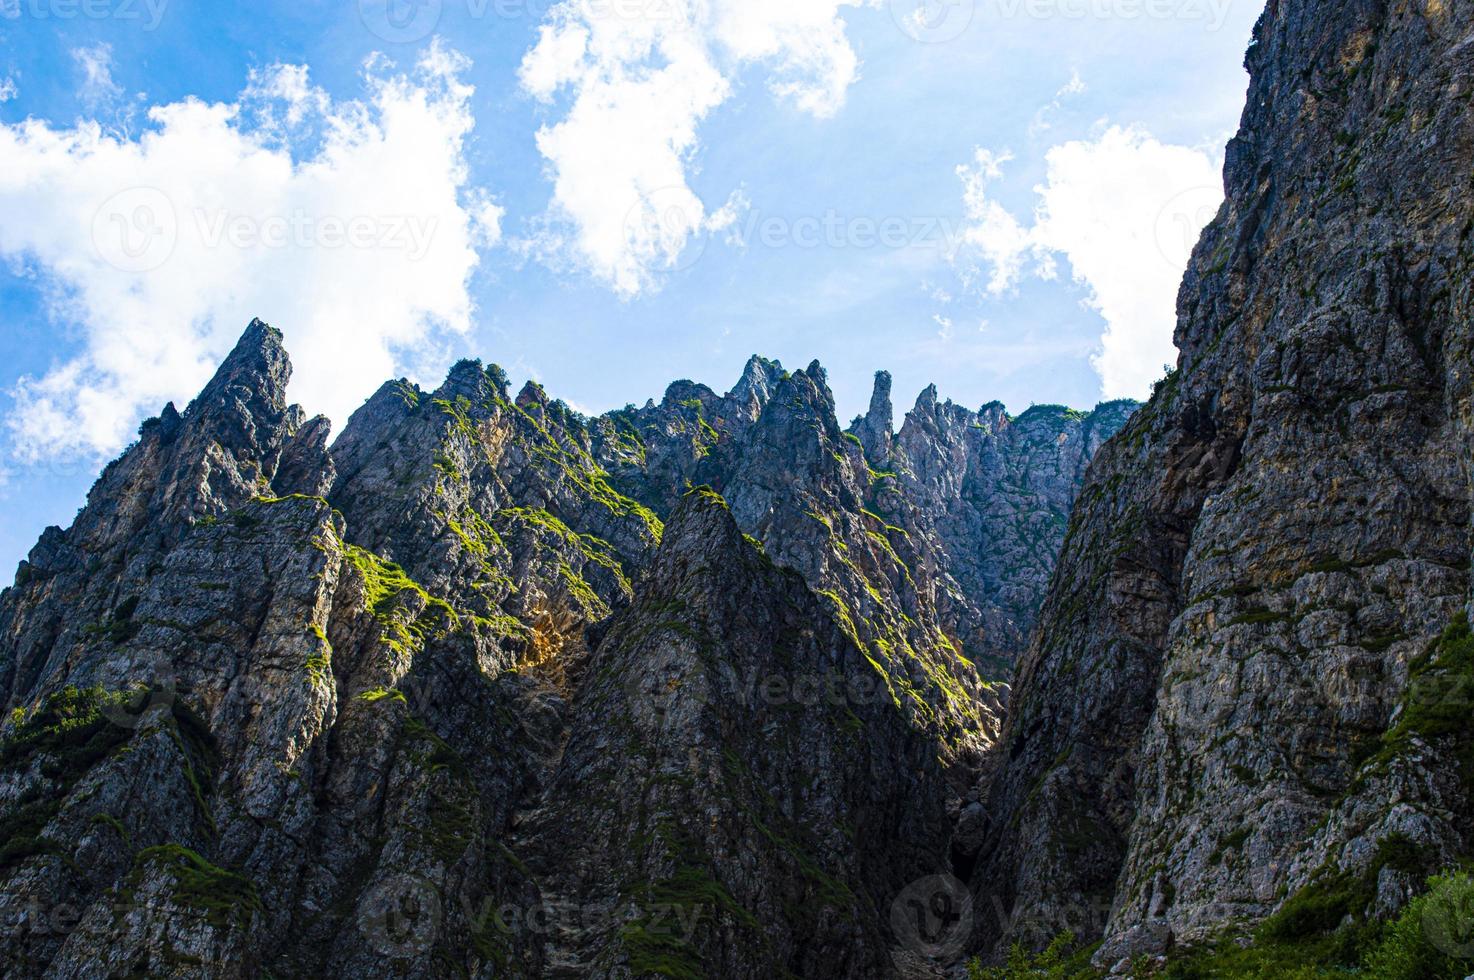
(130, 844), (263, 930)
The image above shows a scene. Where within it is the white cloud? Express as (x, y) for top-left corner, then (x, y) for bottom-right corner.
(954, 148), (1041, 297)
(952, 126), (1223, 398)
(518, 0), (875, 297)
(0, 77), (17, 104)
(72, 43), (122, 110)
(0, 43), (500, 463)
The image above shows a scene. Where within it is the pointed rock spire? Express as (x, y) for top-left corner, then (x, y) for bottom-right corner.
(276, 415), (336, 498)
(852, 370), (894, 462)
(650, 486), (748, 585)
(793, 359), (837, 420)
(191, 318), (292, 423)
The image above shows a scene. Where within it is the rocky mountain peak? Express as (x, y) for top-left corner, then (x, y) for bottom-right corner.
(728, 353), (784, 401)
(515, 378), (548, 408)
(193, 317), (290, 415)
(3, 3), (1469, 978)
(655, 486), (746, 567)
(783, 359), (839, 428)
(914, 382), (940, 414)
(660, 378), (717, 411)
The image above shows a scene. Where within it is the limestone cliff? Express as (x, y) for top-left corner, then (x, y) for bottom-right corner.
(971, 0), (1474, 969)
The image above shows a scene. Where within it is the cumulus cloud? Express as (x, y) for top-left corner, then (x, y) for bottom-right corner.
(518, 0), (875, 297)
(952, 126), (1223, 398)
(0, 42), (499, 462)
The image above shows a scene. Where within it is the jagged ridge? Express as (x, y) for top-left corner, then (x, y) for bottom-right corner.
(0, 319), (1125, 978)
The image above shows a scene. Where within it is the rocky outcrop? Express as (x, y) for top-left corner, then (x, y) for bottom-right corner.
(879, 383), (1137, 675)
(972, 0), (1474, 965)
(0, 319), (327, 709)
(590, 355), (786, 517)
(594, 361), (1136, 686)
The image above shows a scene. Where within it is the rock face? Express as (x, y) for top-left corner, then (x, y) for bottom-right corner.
(883, 385), (1138, 675)
(593, 365), (1136, 681)
(514, 490), (951, 978)
(972, 0), (1474, 964)
(0, 320), (1119, 976)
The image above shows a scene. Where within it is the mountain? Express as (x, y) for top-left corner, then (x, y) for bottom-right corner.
(0, 322), (1128, 977)
(970, 0), (1474, 971)
(8, 1), (1465, 975)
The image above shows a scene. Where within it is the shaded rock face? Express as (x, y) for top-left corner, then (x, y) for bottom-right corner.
(514, 491), (951, 978)
(0, 321), (1116, 976)
(972, 0), (1474, 964)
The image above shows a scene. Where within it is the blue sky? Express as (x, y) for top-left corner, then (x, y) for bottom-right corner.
(0, 0), (1261, 576)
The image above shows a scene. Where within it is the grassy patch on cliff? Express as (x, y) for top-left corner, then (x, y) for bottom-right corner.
(1358, 612), (1474, 785)
(969, 931), (1099, 979)
(0, 685), (139, 869)
(340, 540), (461, 656)
(1158, 864), (1474, 980)
(130, 844), (263, 930)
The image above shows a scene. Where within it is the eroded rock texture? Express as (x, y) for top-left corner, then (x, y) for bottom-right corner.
(0, 318), (1121, 977)
(972, 0), (1474, 966)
